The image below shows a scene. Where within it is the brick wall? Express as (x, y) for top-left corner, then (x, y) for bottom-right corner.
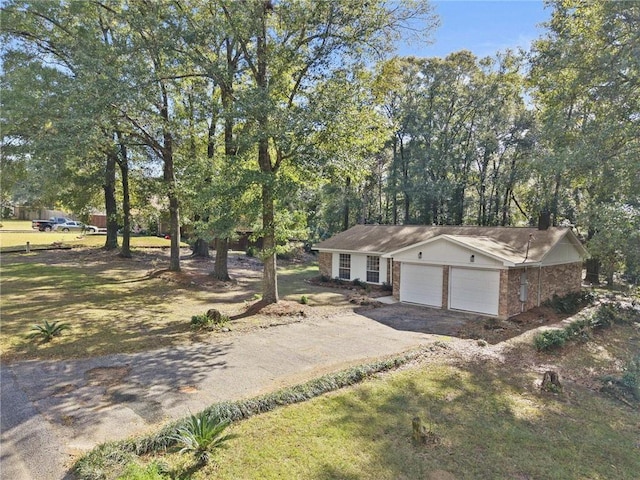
(318, 252), (332, 278)
(539, 262), (583, 302)
(501, 262), (582, 318)
(392, 261), (401, 299)
(441, 266), (450, 309)
(498, 270), (510, 318)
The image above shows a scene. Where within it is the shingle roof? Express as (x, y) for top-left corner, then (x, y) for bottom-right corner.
(314, 225), (584, 264)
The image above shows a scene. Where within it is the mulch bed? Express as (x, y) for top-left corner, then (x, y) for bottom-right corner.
(456, 306), (567, 344)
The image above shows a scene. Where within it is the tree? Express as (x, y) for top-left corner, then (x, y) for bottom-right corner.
(529, 0), (640, 284)
(1, 1), (134, 251)
(221, 0), (436, 304)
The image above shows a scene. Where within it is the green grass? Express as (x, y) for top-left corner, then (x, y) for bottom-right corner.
(0, 230), (181, 251)
(0, 260), (197, 361)
(75, 325), (640, 480)
(0, 251), (331, 362)
(0, 219), (33, 230)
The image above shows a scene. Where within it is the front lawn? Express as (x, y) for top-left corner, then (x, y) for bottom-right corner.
(0, 248), (330, 362)
(0, 230), (180, 252)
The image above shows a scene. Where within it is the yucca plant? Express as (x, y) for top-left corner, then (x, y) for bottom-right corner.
(27, 321), (71, 342)
(171, 412), (236, 464)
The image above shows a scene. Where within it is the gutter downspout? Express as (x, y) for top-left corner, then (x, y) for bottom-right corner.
(537, 264), (542, 307)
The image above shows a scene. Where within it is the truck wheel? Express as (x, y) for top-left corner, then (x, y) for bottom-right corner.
(44, 226), (52, 232)
(62, 228), (70, 232)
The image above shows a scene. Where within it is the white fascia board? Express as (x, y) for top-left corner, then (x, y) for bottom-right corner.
(383, 235), (444, 257)
(314, 247), (386, 255)
(386, 234), (520, 267)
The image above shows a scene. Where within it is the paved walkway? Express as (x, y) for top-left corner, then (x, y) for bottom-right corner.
(1, 309), (444, 480)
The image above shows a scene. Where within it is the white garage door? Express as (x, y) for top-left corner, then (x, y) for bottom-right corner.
(400, 264), (443, 307)
(449, 268), (500, 316)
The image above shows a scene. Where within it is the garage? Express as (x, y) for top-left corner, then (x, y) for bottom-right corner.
(449, 267), (500, 316)
(399, 264), (443, 307)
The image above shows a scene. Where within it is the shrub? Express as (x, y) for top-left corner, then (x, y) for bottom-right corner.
(590, 303), (619, 330)
(300, 295), (308, 305)
(544, 291), (595, 314)
(602, 354), (640, 403)
(27, 321), (71, 342)
(190, 314), (210, 329)
(534, 329), (568, 351)
(381, 282), (393, 292)
(171, 412), (236, 464)
(191, 310), (229, 330)
(620, 355), (640, 400)
(246, 246), (259, 258)
(484, 317), (502, 330)
(563, 317), (592, 341)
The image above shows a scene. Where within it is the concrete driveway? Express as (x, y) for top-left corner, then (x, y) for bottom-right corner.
(0, 306), (468, 480)
(357, 302), (481, 335)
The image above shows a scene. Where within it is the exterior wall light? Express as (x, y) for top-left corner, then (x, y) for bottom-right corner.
(418, 252), (422, 259)
(470, 254), (475, 263)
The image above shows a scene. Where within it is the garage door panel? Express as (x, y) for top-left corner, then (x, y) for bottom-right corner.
(449, 268), (499, 316)
(400, 264), (442, 307)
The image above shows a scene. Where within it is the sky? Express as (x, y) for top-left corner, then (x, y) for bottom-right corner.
(397, 0), (552, 59)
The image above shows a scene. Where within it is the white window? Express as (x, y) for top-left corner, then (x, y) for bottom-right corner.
(366, 256), (380, 283)
(339, 254), (351, 280)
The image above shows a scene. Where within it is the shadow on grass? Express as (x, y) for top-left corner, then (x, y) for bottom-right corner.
(313, 350), (640, 480)
(0, 258), (252, 361)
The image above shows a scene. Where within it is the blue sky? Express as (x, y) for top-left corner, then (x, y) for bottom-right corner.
(397, 0), (552, 59)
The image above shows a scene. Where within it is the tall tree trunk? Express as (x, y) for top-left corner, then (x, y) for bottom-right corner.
(160, 82), (181, 272)
(256, 4), (278, 304)
(213, 237), (230, 280)
(104, 151), (118, 250)
(391, 136), (399, 225)
(116, 134), (131, 258)
(343, 176), (351, 230)
(193, 238), (210, 257)
(166, 166), (181, 272)
(401, 138), (410, 223)
(260, 154), (278, 304)
(212, 41), (237, 277)
(585, 258), (600, 285)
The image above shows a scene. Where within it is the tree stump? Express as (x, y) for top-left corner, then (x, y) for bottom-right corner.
(206, 309), (223, 323)
(541, 370), (562, 393)
(412, 416), (438, 445)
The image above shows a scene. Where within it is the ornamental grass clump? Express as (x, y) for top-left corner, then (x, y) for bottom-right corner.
(27, 321), (71, 342)
(171, 412), (236, 465)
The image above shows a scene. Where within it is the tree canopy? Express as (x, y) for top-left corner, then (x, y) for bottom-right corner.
(2, 0), (638, 291)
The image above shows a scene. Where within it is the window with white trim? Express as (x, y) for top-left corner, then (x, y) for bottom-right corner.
(339, 254), (351, 280)
(366, 255), (380, 283)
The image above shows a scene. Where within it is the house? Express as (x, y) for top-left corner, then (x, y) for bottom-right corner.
(314, 225), (588, 319)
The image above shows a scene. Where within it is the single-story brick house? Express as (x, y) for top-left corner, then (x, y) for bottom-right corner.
(314, 225), (588, 319)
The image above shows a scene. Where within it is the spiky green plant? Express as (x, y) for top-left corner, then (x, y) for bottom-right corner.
(27, 321), (71, 342)
(171, 412), (236, 464)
